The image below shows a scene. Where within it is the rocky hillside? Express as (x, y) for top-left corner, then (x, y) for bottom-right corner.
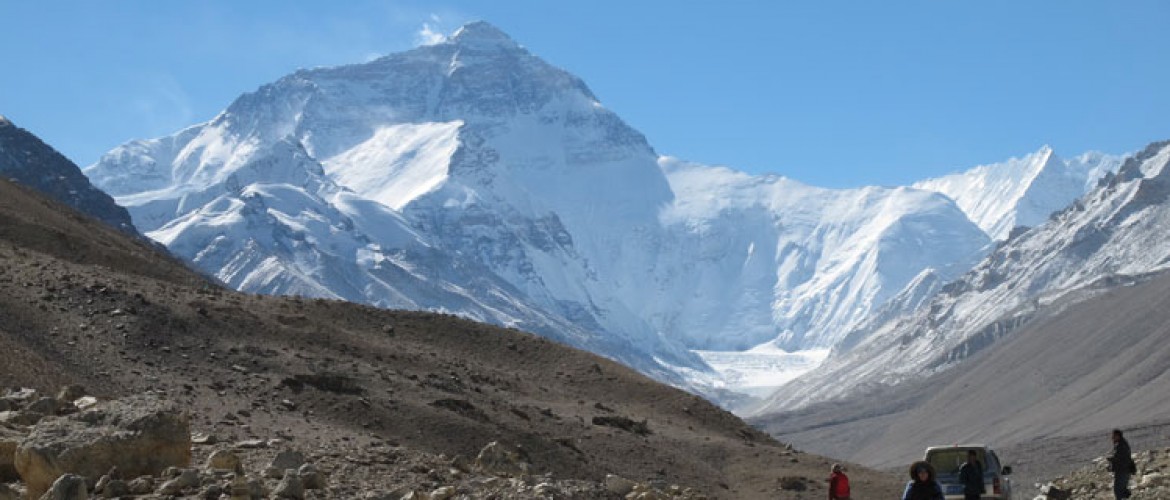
(0, 115), (135, 235)
(1037, 446), (1170, 499)
(0, 176), (904, 498)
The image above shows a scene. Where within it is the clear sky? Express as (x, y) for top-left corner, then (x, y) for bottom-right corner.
(2, 1), (1168, 188)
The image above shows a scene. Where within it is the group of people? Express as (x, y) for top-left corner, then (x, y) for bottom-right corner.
(823, 429), (1137, 500)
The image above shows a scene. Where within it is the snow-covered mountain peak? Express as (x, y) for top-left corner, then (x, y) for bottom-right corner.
(0, 114), (10, 126)
(448, 21), (519, 49)
(913, 145), (1120, 240)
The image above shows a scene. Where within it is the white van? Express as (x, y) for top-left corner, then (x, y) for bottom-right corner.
(923, 444), (1013, 500)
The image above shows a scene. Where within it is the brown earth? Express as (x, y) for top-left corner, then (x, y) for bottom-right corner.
(0, 176), (904, 498)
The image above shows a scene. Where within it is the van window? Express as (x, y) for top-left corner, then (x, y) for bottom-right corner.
(926, 449), (987, 474)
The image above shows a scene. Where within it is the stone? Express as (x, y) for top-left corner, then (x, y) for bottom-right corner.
(270, 449), (305, 470)
(55, 385), (86, 403)
(101, 480), (130, 499)
(127, 476), (154, 495)
(158, 468), (200, 495)
(202, 484), (225, 500)
(273, 469), (304, 499)
(72, 397), (98, 411)
(474, 441), (529, 477)
(1040, 484), (1072, 500)
(207, 449), (243, 472)
(429, 486), (456, 500)
(26, 397), (59, 416)
(298, 463), (326, 490)
(605, 473), (636, 495)
(4, 388), (36, 403)
(0, 410), (45, 426)
(0, 484), (16, 500)
(15, 394), (190, 499)
(235, 439), (266, 449)
(40, 473), (87, 500)
(230, 475), (251, 500)
(0, 400), (14, 412)
(191, 432), (217, 445)
(1141, 472), (1170, 488)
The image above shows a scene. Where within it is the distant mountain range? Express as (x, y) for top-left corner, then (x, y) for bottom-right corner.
(77, 22), (1133, 405)
(753, 139), (1170, 414)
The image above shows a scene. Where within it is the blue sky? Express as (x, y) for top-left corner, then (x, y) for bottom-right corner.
(2, 1), (1168, 188)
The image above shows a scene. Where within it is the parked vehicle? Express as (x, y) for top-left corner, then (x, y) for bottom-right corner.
(923, 444), (1013, 499)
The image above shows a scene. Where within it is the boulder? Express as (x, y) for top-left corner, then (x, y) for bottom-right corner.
(15, 394), (190, 499)
(40, 473), (87, 500)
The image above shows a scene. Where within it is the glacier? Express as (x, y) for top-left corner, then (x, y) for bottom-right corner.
(83, 21), (1122, 405)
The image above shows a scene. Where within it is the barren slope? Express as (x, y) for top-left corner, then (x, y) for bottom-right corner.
(0, 177), (903, 498)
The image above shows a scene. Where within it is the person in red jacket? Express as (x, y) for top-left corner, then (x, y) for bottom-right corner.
(829, 463), (851, 500)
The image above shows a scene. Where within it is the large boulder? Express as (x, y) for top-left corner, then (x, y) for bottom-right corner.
(14, 394), (190, 499)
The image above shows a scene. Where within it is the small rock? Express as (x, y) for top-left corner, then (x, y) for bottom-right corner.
(235, 439), (267, 449)
(429, 486), (456, 500)
(273, 469), (305, 499)
(201, 484), (225, 500)
(102, 479), (130, 499)
(298, 463), (326, 490)
(72, 396), (98, 411)
(127, 476), (154, 495)
(42, 473), (87, 500)
(158, 468), (200, 495)
(0, 409), (44, 426)
(605, 474), (636, 495)
(56, 385), (87, 403)
(270, 449), (306, 470)
(264, 466), (284, 479)
(206, 449), (242, 472)
(191, 432), (218, 445)
(26, 397), (59, 416)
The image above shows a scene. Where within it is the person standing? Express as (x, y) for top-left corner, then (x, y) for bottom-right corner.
(828, 463), (851, 500)
(958, 450), (985, 500)
(902, 461), (944, 500)
(1109, 429), (1135, 499)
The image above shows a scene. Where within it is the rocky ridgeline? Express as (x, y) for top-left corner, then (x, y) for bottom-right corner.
(1035, 448), (1170, 499)
(0, 388), (709, 499)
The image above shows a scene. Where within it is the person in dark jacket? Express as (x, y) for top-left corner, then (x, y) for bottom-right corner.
(1109, 429), (1135, 499)
(957, 450), (985, 500)
(902, 461), (944, 500)
(828, 463), (851, 500)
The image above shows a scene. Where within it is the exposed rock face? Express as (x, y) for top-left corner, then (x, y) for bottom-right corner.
(14, 394), (191, 499)
(0, 116), (136, 234)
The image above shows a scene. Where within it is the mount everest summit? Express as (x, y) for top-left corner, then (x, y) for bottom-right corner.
(82, 21), (1125, 405)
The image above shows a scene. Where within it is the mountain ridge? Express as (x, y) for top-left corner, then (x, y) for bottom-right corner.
(81, 21), (1125, 404)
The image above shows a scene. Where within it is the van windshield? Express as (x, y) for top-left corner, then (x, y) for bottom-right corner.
(927, 449), (988, 475)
